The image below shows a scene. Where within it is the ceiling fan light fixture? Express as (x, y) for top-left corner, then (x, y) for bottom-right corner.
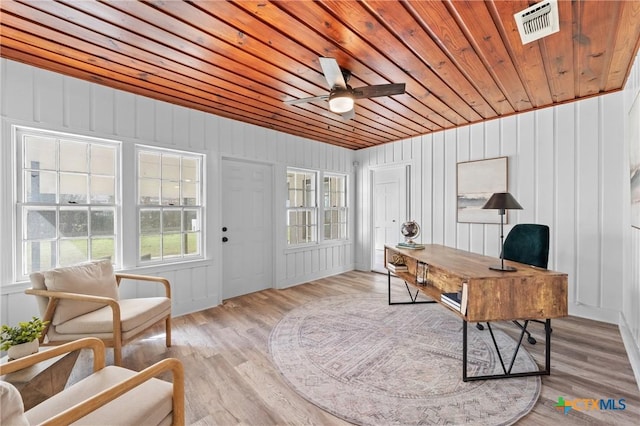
(328, 93), (354, 113)
(285, 58), (405, 120)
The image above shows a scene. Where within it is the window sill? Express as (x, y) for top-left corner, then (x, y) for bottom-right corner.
(127, 258), (212, 275)
(284, 239), (352, 254)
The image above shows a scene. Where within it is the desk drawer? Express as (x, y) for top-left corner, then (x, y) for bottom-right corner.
(427, 264), (466, 293)
(466, 275), (568, 322)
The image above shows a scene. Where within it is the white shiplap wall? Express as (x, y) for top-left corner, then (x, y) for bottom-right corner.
(0, 58), (355, 326)
(356, 88), (628, 324)
(1, 54), (637, 383)
(355, 51), (640, 385)
(621, 51), (640, 388)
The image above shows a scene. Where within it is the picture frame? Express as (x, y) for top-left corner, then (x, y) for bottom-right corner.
(630, 92), (640, 229)
(457, 156), (508, 224)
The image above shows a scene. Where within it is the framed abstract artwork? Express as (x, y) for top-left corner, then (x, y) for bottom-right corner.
(630, 92), (640, 229)
(457, 156), (508, 224)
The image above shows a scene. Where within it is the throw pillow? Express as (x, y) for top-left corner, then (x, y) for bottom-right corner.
(0, 381), (30, 426)
(44, 260), (119, 325)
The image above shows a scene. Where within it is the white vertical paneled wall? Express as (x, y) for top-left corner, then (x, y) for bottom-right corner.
(621, 51), (640, 388)
(1, 54), (637, 382)
(0, 59), (355, 326)
(356, 87), (628, 325)
(355, 51), (640, 385)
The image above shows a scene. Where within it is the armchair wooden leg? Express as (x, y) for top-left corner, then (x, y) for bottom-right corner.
(166, 316), (172, 348)
(114, 340), (122, 366)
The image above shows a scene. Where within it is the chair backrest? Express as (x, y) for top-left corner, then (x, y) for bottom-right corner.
(502, 224), (549, 269)
(29, 260), (120, 325)
(29, 272), (50, 319)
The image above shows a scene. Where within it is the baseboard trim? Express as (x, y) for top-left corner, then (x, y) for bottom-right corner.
(277, 265), (355, 289)
(619, 312), (640, 392)
(174, 297), (221, 317)
(569, 302), (619, 324)
(354, 262), (369, 272)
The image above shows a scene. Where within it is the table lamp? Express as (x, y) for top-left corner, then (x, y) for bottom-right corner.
(482, 192), (522, 271)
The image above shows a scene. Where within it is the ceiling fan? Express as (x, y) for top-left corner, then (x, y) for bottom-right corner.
(285, 57), (406, 120)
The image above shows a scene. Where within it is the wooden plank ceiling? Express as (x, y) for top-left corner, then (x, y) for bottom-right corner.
(1, 1), (640, 150)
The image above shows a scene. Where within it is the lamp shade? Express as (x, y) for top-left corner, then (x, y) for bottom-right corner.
(483, 192), (522, 272)
(482, 192), (523, 210)
(328, 94), (354, 113)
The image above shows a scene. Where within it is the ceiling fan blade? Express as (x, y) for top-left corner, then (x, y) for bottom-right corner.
(285, 95), (328, 105)
(341, 107), (355, 121)
(353, 83), (406, 99)
(319, 57), (347, 89)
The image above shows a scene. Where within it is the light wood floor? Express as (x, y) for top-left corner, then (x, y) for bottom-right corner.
(71, 271), (639, 425)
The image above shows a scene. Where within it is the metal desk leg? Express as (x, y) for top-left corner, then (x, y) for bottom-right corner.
(463, 319), (552, 382)
(463, 320), (468, 381)
(544, 318), (551, 373)
(387, 270), (436, 305)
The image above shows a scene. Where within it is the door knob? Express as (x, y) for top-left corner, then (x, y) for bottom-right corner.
(222, 227), (227, 232)
(222, 237), (228, 242)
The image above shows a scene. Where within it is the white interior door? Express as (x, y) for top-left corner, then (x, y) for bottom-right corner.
(372, 167), (407, 272)
(221, 159), (273, 300)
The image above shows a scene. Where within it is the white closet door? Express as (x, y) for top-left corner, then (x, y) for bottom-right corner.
(372, 166), (406, 272)
(221, 159), (273, 299)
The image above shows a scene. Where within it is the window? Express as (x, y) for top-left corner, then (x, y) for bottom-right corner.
(287, 169), (317, 245)
(16, 127), (119, 277)
(323, 174), (347, 240)
(137, 147), (204, 263)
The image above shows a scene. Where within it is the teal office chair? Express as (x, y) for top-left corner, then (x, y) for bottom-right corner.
(477, 224), (550, 344)
(502, 223), (549, 269)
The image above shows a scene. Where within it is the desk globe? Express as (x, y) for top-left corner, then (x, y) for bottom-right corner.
(401, 220), (420, 244)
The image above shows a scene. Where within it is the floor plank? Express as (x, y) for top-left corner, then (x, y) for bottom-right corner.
(70, 271), (639, 425)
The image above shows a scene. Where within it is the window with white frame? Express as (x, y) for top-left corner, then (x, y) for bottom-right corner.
(323, 174), (347, 240)
(286, 168), (317, 245)
(137, 147), (204, 263)
(16, 127), (120, 277)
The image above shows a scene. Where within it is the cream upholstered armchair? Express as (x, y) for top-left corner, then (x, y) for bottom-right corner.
(26, 260), (172, 366)
(0, 337), (184, 425)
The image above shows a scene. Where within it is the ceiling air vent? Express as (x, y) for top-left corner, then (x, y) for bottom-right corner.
(514, 0), (559, 44)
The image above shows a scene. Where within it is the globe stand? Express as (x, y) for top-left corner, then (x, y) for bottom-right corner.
(397, 221), (425, 250)
(402, 240), (421, 248)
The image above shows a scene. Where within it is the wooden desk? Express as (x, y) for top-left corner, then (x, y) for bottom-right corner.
(385, 244), (568, 381)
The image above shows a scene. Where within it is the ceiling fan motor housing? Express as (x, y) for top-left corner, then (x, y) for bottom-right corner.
(329, 87), (355, 113)
(285, 57), (405, 117)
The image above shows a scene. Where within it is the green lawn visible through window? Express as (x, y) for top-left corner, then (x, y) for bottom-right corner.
(140, 233), (199, 260)
(27, 234), (199, 266)
(16, 127), (120, 277)
(26, 238), (115, 269)
(137, 148), (204, 263)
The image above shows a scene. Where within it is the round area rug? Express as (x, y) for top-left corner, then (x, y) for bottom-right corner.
(269, 294), (540, 425)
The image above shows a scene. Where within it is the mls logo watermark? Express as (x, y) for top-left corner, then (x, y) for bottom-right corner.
(555, 396), (626, 414)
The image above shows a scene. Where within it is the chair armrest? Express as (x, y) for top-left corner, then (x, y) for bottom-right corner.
(25, 288), (119, 306)
(0, 338), (106, 376)
(115, 273), (171, 298)
(24, 289), (122, 342)
(41, 357), (185, 426)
